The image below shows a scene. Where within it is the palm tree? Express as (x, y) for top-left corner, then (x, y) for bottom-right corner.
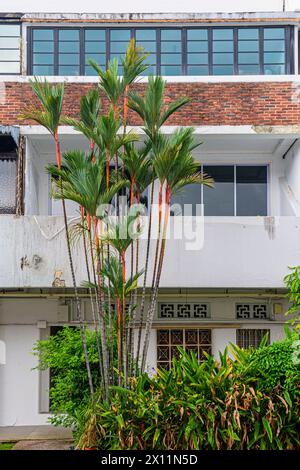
(128, 76), (191, 369)
(102, 212), (143, 383)
(48, 150), (127, 396)
(141, 128), (213, 372)
(23, 79), (95, 396)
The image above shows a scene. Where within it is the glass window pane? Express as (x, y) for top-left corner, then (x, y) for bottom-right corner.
(213, 41), (233, 52)
(59, 54), (80, 65)
(0, 61), (19, 73)
(85, 53), (106, 64)
(136, 41), (156, 52)
(59, 42), (80, 53)
(0, 159), (16, 214)
(161, 53), (181, 65)
(85, 29), (105, 41)
(187, 53), (208, 65)
(213, 65), (234, 75)
(238, 41), (259, 52)
(187, 41), (208, 53)
(0, 37), (20, 49)
(85, 41), (106, 53)
(203, 166), (234, 216)
(0, 25), (20, 37)
(110, 42), (129, 53)
(264, 52), (285, 64)
(135, 29), (156, 40)
(161, 42), (181, 53)
(110, 30), (131, 41)
(161, 30), (181, 41)
(264, 28), (285, 39)
(33, 41), (54, 53)
(187, 29), (208, 40)
(213, 29), (233, 40)
(85, 65), (102, 75)
(0, 49), (19, 61)
(140, 65), (156, 75)
(160, 65), (182, 75)
(58, 65), (80, 75)
(264, 40), (285, 52)
(236, 166), (267, 216)
(33, 53), (54, 64)
(59, 30), (79, 41)
(213, 53), (233, 65)
(171, 184), (201, 216)
(238, 52), (259, 64)
(143, 53), (156, 64)
(264, 64), (285, 74)
(33, 29), (54, 40)
(238, 64), (260, 75)
(238, 28), (259, 40)
(32, 64), (54, 75)
(187, 65), (209, 75)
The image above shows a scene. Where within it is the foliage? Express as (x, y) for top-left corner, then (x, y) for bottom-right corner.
(0, 443), (15, 450)
(284, 266), (300, 329)
(33, 327), (103, 427)
(76, 335), (300, 450)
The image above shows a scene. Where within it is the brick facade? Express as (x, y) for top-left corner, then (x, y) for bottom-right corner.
(1, 81), (300, 127)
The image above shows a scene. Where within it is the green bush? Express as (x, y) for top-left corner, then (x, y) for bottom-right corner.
(33, 327), (102, 427)
(77, 334), (300, 450)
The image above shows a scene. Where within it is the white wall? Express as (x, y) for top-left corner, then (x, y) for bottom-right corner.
(0, 0), (298, 14)
(0, 325), (48, 426)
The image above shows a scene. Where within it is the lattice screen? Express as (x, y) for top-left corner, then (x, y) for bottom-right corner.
(159, 303), (210, 320)
(157, 328), (212, 370)
(236, 304), (268, 320)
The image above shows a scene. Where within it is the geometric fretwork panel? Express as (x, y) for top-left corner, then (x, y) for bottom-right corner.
(159, 303), (210, 320)
(236, 304), (269, 320)
(253, 304), (267, 319)
(236, 304), (251, 319)
(156, 328), (212, 370)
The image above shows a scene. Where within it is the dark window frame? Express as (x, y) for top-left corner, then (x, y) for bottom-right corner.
(28, 25), (294, 76)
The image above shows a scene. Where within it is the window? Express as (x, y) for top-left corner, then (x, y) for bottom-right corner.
(157, 329), (211, 370)
(171, 165), (268, 217)
(0, 136), (17, 214)
(236, 329), (270, 349)
(29, 26), (292, 76)
(0, 23), (20, 74)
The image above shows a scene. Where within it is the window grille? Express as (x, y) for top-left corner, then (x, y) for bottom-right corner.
(157, 328), (212, 370)
(236, 329), (270, 349)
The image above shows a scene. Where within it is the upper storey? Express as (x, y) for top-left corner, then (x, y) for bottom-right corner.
(0, 11), (300, 77)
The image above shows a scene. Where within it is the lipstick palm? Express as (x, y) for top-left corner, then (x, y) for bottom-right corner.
(48, 150), (127, 395)
(141, 128), (213, 372)
(23, 79), (94, 396)
(102, 213), (143, 383)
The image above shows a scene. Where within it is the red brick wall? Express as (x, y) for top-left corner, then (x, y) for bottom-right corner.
(1, 81), (300, 127)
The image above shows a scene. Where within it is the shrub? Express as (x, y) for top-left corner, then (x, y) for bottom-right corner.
(77, 335), (300, 450)
(33, 327), (102, 427)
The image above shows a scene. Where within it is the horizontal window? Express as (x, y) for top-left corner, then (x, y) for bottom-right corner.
(0, 23), (20, 74)
(29, 26), (292, 76)
(171, 165), (268, 217)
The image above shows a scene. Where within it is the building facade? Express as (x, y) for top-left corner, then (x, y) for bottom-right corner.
(1, 2), (300, 425)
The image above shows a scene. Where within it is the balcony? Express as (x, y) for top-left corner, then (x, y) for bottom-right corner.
(0, 215), (299, 289)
